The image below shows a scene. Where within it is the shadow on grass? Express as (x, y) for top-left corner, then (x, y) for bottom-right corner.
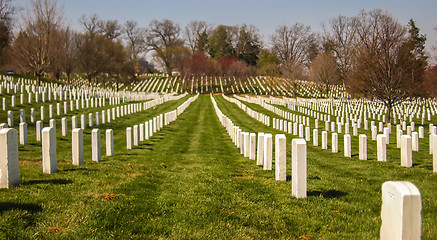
(308, 190), (348, 199)
(308, 176), (321, 180)
(23, 179), (73, 185)
(64, 168), (99, 172)
(286, 175), (322, 181)
(0, 202), (43, 214)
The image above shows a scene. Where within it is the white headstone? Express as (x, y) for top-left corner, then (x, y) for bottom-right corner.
(263, 133), (272, 170)
(72, 128), (83, 166)
(332, 133), (338, 153)
(249, 133), (256, 160)
(36, 121), (43, 142)
(61, 117), (67, 136)
(40, 106), (45, 121)
(418, 126), (424, 139)
(19, 109), (25, 123)
(145, 121), (149, 140)
(256, 133), (264, 166)
(313, 129), (318, 147)
(411, 132), (419, 152)
(275, 134), (286, 181)
(19, 122), (27, 145)
(377, 134), (387, 162)
(380, 181), (421, 240)
(401, 135), (412, 167)
(92, 129), (101, 162)
(106, 129), (114, 156)
(80, 114), (86, 130)
(139, 124), (144, 142)
(292, 138), (307, 199)
(344, 134), (351, 157)
(7, 110), (13, 127)
(42, 127), (57, 174)
(0, 128), (19, 188)
(88, 113), (93, 127)
(133, 125), (139, 146)
(126, 127), (132, 150)
(322, 131), (328, 149)
(359, 134), (367, 160)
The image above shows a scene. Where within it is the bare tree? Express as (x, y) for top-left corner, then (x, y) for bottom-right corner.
(308, 51), (340, 96)
(79, 13), (100, 34)
(147, 19), (185, 75)
(271, 23), (313, 79)
(11, 0), (66, 85)
(123, 20), (147, 79)
(62, 28), (77, 83)
(184, 20), (209, 53)
(323, 15), (359, 87)
(98, 19), (121, 40)
(349, 9), (412, 122)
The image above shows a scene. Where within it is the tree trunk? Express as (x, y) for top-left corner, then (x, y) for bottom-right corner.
(386, 102), (392, 123)
(36, 74), (41, 86)
(88, 75), (92, 87)
(67, 72), (71, 85)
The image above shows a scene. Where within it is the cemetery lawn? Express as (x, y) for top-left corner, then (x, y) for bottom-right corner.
(0, 95), (436, 239)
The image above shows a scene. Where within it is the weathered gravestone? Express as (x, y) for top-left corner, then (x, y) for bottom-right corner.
(380, 181), (421, 240)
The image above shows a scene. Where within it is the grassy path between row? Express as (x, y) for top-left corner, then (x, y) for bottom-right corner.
(0, 94), (436, 239)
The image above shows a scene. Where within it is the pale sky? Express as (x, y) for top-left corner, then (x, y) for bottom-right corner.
(14, 0), (437, 56)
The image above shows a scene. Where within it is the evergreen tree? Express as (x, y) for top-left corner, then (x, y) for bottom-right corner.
(236, 25), (261, 66)
(208, 25), (234, 59)
(195, 30), (208, 54)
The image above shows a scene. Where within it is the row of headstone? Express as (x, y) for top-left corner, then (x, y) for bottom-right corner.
(222, 94), (270, 126)
(0, 125), (113, 183)
(0, 91), (191, 186)
(0, 76), (177, 103)
(223, 95), (426, 238)
(211, 95), (308, 198)
(126, 94), (199, 150)
(242, 95), (437, 171)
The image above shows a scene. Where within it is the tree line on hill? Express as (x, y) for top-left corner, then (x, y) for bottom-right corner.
(0, 0), (436, 108)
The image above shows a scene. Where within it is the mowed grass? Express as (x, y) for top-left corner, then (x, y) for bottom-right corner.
(0, 94), (435, 239)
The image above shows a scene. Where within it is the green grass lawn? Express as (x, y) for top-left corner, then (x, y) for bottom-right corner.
(0, 94), (436, 239)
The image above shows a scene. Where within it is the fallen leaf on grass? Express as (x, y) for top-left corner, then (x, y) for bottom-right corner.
(332, 210), (341, 215)
(47, 227), (60, 233)
(299, 233), (316, 239)
(101, 193), (118, 200)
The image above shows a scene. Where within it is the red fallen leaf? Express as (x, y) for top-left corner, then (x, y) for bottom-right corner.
(299, 233), (316, 239)
(47, 227), (60, 233)
(102, 193), (118, 200)
(332, 210), (341, 215)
